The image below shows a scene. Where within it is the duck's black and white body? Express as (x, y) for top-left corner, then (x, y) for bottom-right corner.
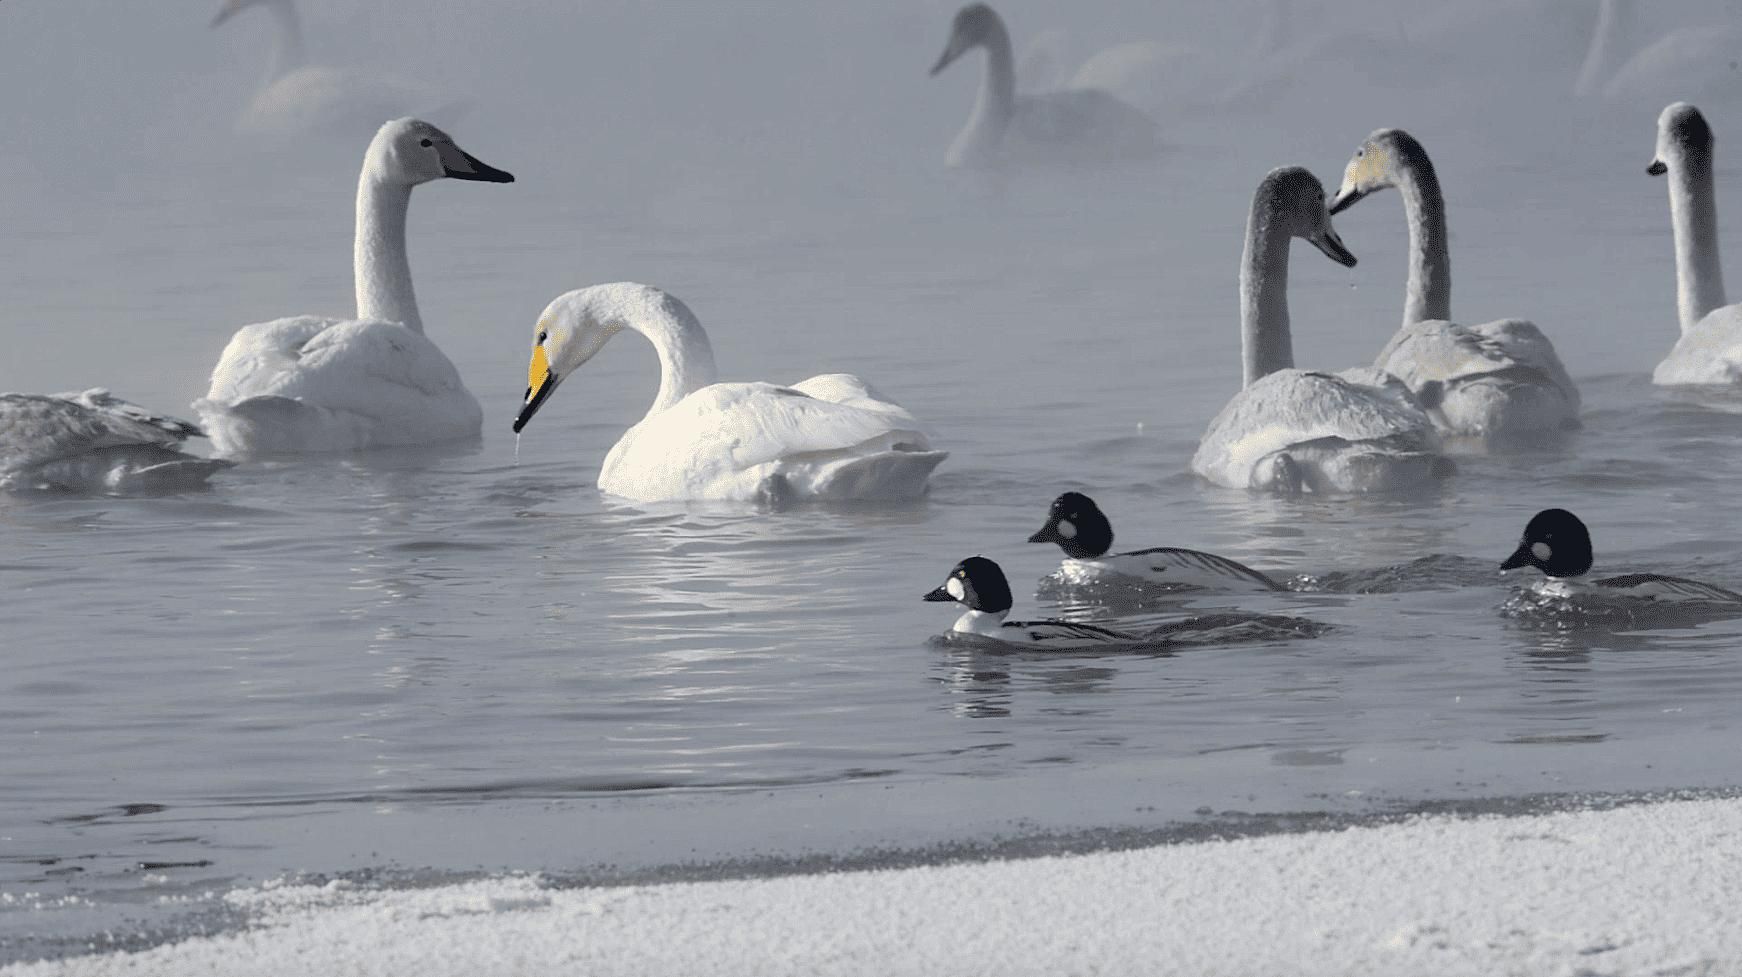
(1500, 508), (1742, 603)
(0, 389), (231, 494)
(1027, 492), (1282, 592)
(925, 556), (1139, 647)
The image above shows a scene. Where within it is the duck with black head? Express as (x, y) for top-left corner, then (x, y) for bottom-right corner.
(1501, 508), (1742, 603)
(1027, 492), (1282, 591)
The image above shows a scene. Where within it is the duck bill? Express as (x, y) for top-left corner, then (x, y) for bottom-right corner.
(923, 585), (957, 602)
(1327, 185), (1368, 216)
(1647, 159), (1667, 176)
(1310, 229), (1358, 268)
(1499, 544), (1533, 571)
(1027, 525), (1058, 545)
(512, 347), (559, 433)
(443, 149), (516, 184)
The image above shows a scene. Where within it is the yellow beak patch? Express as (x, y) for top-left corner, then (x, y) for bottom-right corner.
(526, 344), (551, 401)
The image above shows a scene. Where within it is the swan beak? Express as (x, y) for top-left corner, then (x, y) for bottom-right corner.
(1500, 544), (1534, 571)
(930, 43), (964, 76)
(513, 346), (559, 433)
(1309, 229), (1358, 268)
(210, 0), (244, 27)
(1327, 186), (1367, 215)
(1647, 159), (1667, 176)
(923, 585), (957, 603)
(443, 149), (515, 184)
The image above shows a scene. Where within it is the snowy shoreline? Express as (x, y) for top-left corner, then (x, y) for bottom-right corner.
(10, 792), (1742, 976)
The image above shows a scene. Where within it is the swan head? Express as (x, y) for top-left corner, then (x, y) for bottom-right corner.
(1500, 508), (1594, 578)
(924, 556), (1014, 615)
(931, 3), (1005, 75)
(1649, 102), (1711, 177)
(363, 118), (515, 189)
(1328, 128), (1426, 215)
(1259, 166), (1357, 268)
(210, 0), (283, 29)
(1028, 491), (1115, 560)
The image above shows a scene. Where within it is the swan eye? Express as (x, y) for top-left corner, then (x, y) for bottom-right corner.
(537, 331), (548, 344)
(1357, 149), (1365, 157)
(420, 138), (433, 148)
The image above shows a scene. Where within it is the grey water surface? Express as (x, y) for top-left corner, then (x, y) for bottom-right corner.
(5, 0), (1742, 962)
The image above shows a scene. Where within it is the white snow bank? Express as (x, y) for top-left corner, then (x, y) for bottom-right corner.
(12, 796), (1742, 977)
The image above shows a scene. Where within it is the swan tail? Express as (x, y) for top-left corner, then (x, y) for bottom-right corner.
(775, 447), (949, 503)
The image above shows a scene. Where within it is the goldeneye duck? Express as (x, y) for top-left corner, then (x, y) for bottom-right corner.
(923, 556), (1138, 646)
(1500, 507), (1742, 602)
(1026, 491), (1283, 591)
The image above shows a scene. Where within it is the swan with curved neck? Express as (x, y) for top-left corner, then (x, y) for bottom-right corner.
(1648, 102), (1742, 386)
(211, 0), (459, 138)
(512, 283), (948, 503)
(1328, 128), (1579, 443)
(1193, 166), (1449, 494)
(195, 119), (513, 455)
(930, 3), (1157, 169)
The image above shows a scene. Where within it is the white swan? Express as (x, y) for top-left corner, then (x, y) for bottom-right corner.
(195, 118), (512, 455)
(211, 0), (460, 139)
(1, 389), (230, 494)
(930, 4), (1159, 169)
(1328, 129), (1580, 443)
(511, 283), (948, 503)
(1575, 0), (1742, 103)
(1192, 167), (1450, 494)
(1647, 102), (1742, 386)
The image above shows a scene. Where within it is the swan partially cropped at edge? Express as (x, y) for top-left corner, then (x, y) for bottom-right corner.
(1, 389), (230, 494)
(1647, 103), (1742, 386)
(1329, 129), (1579, 444)
(1575, 0), (1742, 104)
(511, 283), (948, 503)
(930, 4), (1159, 169)
(211, 0), (462, 139)
(1192, 167), (1450, 494)
(195, 119), (512, 455)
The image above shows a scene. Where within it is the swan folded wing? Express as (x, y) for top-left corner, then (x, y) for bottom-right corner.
(1011, 90), (1159, 158)
(601, 381), (942, 501)
(1654, 307), (1742, 385)
(1377, 319), (1578, 407)
(197, 318), (481, 452)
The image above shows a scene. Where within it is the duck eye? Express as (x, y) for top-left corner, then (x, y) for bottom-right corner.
(420, 138), (433, 148)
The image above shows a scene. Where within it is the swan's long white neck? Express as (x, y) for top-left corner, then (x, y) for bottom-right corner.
(1666, 145), (1727, 334)
(354, 174), (421, 334)
(1388, 139), (1452, 325)
(953, 608), (1009, 636)
(262, 0), (306, 82)
(594, 285), (720, 420)
(1241, 181), (1296, 387)
(950, 21), (1017, 167)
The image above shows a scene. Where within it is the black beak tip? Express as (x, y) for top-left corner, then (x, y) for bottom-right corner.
(1647, 160), (1667, 176)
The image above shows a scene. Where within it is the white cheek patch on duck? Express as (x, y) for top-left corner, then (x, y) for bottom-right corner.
(1057, 520), (1077, 540)
(946, 577), (965, 601)
(1532, 542), (1552, 561)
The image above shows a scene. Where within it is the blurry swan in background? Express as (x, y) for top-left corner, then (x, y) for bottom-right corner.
(195, 119), (513, 455)
(929, 3), (1159, 169)
(511, 283), (948, 503)
(211, 0), (463, 139)
(1647, 102), (1742, 386)
(0, 389), (230, 494)
(1192, 167), (1450, 494)
(1575, 0), (1742, 103)
(1329, 128), (1580, 443)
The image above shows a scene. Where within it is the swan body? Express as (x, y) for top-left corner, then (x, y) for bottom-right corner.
(212, 0), (459, 139)
(1192, 167), (1450, 494)
(0, 389), (230, 494)
(1502, 507), (1742, 604)
(1028, 491), (1282, 591)
(930, 4), (1159, 169)
(513, 284), (947, 503)
(1647, 103), (1742, 386)
(195, 118), (512, 455)
(1330, 129), (1579, 442)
